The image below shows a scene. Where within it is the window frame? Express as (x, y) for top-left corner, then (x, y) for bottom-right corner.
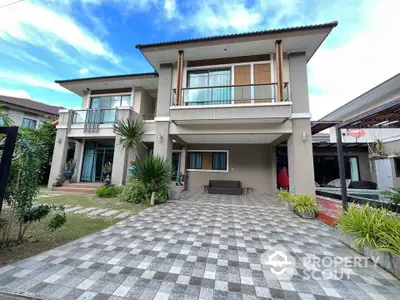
(89, 94), (132, 109)
(187, 152), (203, 170)
(22, 118), (37, 129)
(184, 59), (276, 104)
(186, 150), (229, 173)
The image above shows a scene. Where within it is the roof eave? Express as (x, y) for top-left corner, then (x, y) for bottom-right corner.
(135, 22), (338, 51)
(55, 72), (159, 84)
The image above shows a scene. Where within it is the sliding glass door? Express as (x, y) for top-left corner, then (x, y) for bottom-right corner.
(81, 141), (115, 182)
(186, 69), (231, 105)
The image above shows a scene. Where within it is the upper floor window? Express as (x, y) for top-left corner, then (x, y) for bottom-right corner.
(90, 95), (131, 109)
(184, 62), (275, 105)
(22, 118), (37, 129)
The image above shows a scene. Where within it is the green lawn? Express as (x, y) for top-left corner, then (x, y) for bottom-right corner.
(36, 195), (143, 213)
(0, 213), (117, 267)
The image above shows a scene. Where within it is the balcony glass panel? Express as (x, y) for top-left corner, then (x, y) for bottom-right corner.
(181, 83), (283, 106)
(72, 111), (87, 124)
(101, 109), (116, 124)
(71, 109), (117, 125)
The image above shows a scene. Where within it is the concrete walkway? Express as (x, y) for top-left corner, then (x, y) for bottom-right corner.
(0, 193), (399, 300)
(62, 205), (134, 220)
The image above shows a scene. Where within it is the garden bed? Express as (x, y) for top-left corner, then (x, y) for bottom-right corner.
(336, 231), (400, 280)
(0, 212), (117, 267)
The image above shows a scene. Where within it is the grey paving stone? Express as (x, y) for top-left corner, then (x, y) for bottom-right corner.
(0, 193), (398, 300)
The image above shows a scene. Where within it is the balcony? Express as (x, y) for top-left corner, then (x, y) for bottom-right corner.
(173, 83), (288, 106)
(170, 83), (291, 125)
(57, 107), (135, 138)
(71, 109), (117, 133)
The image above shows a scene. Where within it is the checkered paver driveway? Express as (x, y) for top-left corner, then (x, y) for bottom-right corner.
(0, 193), (399, 300)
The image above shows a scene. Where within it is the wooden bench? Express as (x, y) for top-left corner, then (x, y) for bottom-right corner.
(208, 180), (242, 195)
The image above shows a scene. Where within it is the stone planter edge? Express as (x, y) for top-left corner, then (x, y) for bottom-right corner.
(336, 231), (400, 280)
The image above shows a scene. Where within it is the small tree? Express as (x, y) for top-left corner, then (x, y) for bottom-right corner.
(132, 155), (174, 206)
(2, 131), (66, 245)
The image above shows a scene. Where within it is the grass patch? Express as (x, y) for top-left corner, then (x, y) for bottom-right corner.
(0, 213), (117, 267)
(36, 195), (143, 213)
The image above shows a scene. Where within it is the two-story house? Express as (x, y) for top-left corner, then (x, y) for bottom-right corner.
(0, 95), (61, 128)
(48, 22), (338, 196)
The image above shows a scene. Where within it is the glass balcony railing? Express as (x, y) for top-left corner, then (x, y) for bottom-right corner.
(70, 109), (116, 133)
(172, 83), (289, 106)
(71, 109), (116, 125)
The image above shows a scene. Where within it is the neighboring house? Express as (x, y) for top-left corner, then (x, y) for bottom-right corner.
(318, 73), (400, 189)
(0, 95), (62, 129)
(48, 22), (338, 195)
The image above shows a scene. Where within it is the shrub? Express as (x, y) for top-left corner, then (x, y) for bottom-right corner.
(290, 195), (319, 214)
(96, 185), (122, 198)
(338, 204), (400, 253)
(118, 178), (168, 205)
(276, 189), (291, 201)
(131, 155), (174, 205)
(118, 179), (150, 204)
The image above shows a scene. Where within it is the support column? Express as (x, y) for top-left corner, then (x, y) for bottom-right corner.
(71, 140), (83, 183)
(336, 126), (348, 210)
(270, 145), (277, 193)
(48, 129), (69, 188)
(154, 63), (173, 161)
(180, 146), (187, 176)
(154, 122), (172, 160)
(287, 52), (315, 195)
(176, 50), (184, 106)
(287, 119), (315, 195)
(112, 136), (128, 186)
(275, 40), (284, 102)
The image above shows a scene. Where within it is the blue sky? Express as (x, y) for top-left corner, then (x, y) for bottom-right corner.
(0, 0), (399, 119)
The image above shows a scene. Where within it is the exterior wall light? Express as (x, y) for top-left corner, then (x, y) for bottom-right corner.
(301, 131), (307, 142)
(157, 132), (163, 142)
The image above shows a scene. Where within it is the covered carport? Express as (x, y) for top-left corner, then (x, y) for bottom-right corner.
(336, 98), (400, 210)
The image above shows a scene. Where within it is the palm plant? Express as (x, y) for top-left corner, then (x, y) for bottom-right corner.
(114, 119), (147, 151)
(132, 155), (174, 205)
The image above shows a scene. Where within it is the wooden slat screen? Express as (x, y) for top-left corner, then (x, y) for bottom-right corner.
(253, 63), (272, 102)
(234, 65), (251, 104)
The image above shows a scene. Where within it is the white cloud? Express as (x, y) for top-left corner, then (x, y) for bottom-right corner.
(79, 68), (89, 75)
(0, 71), (68, 93)
(308, 0), (400, 120)
(179, 0), (302, 33)
(0, 88), (30, 99)
(0, 46), (53, 69)
(164, 0), (177, 20)
(0, 0), (119, 63)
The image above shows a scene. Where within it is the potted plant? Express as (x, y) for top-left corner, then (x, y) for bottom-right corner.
(63, 159), (76, 182)
(276, 189), (293, 209)
(102, 162), (112, 179)
(290, 195), (319, 219)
